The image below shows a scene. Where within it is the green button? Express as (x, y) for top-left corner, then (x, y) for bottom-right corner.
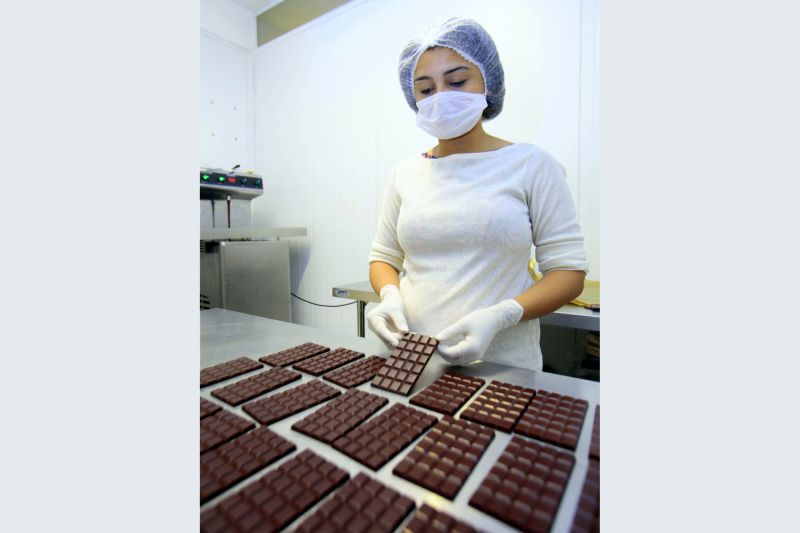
(202, 174), (210, 180)
(218, 177), (225, 182)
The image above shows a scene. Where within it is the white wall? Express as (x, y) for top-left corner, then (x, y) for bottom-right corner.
(252, 0), (600, 338)
(200, 0), (257, 50)
(200, 0), (256, 171)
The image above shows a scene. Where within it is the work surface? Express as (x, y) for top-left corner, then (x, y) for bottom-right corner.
(201, 308), (600, 532)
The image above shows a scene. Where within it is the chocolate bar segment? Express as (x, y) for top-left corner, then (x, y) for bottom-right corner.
(258, 342), (330, 367)
(404, 503), (481, 533)
(459, 380), (536, 432)
(324, 355), (385, 388)
(514, 390), (588, 450)
(200, 426), (295, 503)
(589, 405), (600, 460)
(393, 415), (494, 500)
(200, 449), (348, 533)
(292, 347), (365, 376)
(200, 357), (262, 388)
(570, 459), (600, 533)
(242, 380), (341, 426)
(294, 471), (415, 532)
(210, 367), (301, 406)
(371, 332), (438, 396)
(332, 403), (438, 470)
(200, 410), (255, 454)
(200, 397), (221, 419)
(409, 372), (485, 415)
(292, 388), (388, 444)
(469, 436), (575, 533)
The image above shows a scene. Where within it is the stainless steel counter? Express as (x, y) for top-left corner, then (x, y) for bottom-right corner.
(201, 308), (600, 533)
(331, 280), (600, 337)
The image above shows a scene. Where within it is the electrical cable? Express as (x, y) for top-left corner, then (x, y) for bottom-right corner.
(291, 293), (357, 308)
(226, 194), (231, 228)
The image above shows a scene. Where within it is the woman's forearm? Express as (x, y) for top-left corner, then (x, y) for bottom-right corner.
(369, 261), (401, 295)
(514, 270), (586, 322)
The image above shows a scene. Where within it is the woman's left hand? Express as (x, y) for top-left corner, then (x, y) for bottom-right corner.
(435, 299), (524, 365)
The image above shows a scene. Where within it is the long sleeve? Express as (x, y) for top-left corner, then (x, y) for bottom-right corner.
(368, 169), (405, 273)
(527, 150), (589, 274)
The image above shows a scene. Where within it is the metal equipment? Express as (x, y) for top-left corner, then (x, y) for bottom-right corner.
(200, 167), (304, 322)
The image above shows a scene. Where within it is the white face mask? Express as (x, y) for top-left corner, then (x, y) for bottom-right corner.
(415, 91), (488, 140)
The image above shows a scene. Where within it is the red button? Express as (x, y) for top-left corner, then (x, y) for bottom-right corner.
(227, 177), (237, 183)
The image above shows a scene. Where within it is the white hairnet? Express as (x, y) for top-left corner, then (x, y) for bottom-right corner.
(398, 18), (505, 120)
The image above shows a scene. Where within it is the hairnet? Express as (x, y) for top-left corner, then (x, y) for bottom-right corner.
(398, 18), (505, 120)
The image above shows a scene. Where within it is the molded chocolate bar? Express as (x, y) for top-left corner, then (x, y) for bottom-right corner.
(200, 426), (296, 503)
(242, 380), (341, 426)
(200, 410), (255, 454)
(404, 503), (481, 533)
(323, 355), (385, 388)
(292, 388), (388, 444)
(210, 367), (301, 406)
(200, 449), (348, 533)
(394, 415), (494, 500)
(514, 390), (589, 451)
(332, 403), (438, 470)
(589, 406), (600, 460)
(292, 347), (364, 376)
(258, 342), (330, 367)
(294, 472), (415, 533)
(200, 397), (222, 419)
(570, 459), (600, 533)
(200, 357), (263, 388)
(409, 372), (485, 415)
(371, 332), (438, 396)
(459, 380), (536, 432)
(469, 436), (575, 533)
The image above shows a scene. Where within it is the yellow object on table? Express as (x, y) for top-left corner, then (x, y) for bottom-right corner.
(528, 259), (600, 310)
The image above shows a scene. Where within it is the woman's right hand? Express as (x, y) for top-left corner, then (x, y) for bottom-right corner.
(367, 284), (409, 349)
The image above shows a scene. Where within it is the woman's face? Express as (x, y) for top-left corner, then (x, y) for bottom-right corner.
(412, 46), (486, 103)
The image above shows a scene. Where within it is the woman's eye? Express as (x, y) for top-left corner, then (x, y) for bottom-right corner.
(420, 88), (433, 95)
(450, 80), (466, 87)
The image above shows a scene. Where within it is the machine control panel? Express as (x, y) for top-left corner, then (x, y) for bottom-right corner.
(200, 168), (264, 200)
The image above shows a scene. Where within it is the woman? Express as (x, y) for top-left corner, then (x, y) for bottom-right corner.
(367, 18), (588, 371)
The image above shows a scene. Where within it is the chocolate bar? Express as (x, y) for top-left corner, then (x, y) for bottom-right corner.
(200, 357), (262, 388)
(459, 380), (536, 432)
(258, 342), (330, 367)
(323, 355), (385, 388)
(294, 472), (415, 532)
(332, 403), (438, 470)
(570, 459), (600, 533)
(200, 449), (348, 533)
(200, 397), (221, 419)
(242, 380), (341, 426)
(292, 388), (388, 444)
(404, 503), (481, 533)
(409, 372), (485, 415)
(469, 436), (575, 533)
(589, 406), (599, 460)
(371, 332), (437, 396)
(200, 410), (255, 454)
(292, 347), (364, 376)
(211, 367), (301, 406)
(514, 390), (589, 451)
(200, 426), (295, 503)
(393, 415), (494, 500)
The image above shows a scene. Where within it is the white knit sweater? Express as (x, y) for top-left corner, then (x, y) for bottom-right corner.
(369, 143), (588, 370)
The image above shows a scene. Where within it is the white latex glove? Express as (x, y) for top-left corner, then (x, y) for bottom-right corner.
(367, 285), (409, 349)
(435, 299), (524, 365)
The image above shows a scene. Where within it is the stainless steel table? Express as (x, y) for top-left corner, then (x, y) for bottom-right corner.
(201, 308), (600, 533)
(332, 280), (600, 337)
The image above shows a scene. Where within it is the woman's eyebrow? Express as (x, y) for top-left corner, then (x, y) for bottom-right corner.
(413, 65), (471, 83)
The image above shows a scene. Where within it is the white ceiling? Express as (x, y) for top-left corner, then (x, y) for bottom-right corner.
(230, 0), (285, 15)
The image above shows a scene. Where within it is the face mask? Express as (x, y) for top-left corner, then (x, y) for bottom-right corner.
(415, 91), (488, 140)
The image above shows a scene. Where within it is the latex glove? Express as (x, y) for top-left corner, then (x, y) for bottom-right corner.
(435, 299), (524, 365)
(367, 285), (409, 349)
